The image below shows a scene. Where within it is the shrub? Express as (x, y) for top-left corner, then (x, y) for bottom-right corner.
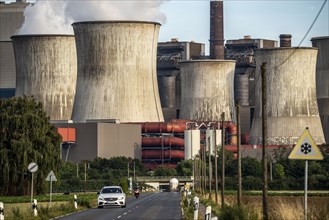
(219, 204), (258, 220)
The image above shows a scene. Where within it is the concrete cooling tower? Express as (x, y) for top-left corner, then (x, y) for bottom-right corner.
(71, 21), (164, 123)
(179, 60), (236, 121)
(11, 35), (77, 120)
(311, 36), (329, 144)
(249, 47), (325, 145)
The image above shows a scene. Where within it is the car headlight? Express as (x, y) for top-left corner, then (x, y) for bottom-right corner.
(98, 196), (104, 201)
(119, 196), (125, 200)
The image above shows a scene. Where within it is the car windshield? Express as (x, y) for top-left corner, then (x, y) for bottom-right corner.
(102, 188), (122, 194)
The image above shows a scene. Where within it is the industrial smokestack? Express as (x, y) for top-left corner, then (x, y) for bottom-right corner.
(179, 60), (236, 121)
(250, 47), (325, 145)
(71, 21), (164, 123)
(279, 34), (292, 47)
(11, 35), (77, 120)
(209, 0), (224, 59)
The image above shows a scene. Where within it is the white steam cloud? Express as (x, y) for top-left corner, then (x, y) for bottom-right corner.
(17, 0), (168, 35)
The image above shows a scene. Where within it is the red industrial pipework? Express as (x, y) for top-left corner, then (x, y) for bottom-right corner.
(141, 119), (192, 133)
(142, 136), (184, 148)
(142, 150), (185, 159)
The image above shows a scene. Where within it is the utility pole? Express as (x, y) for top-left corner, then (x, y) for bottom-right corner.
(134, 161), (136, 180)
(203, 146), (207, 196)
(194, 157), (198, 192)
(208, 135), (212, 200)
(199, 150), (202, 195)
(76, 163), (79, 178)
(236, 100), (242, 206)
(214, 127), (218, 204)
(84, 163), (87, 181)
(261, 62), (268, 220)
(221, 112), (225, 208)
(127, 162), (130, 179)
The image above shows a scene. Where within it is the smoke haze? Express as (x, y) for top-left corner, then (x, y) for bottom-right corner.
(17, 0), (168, 35)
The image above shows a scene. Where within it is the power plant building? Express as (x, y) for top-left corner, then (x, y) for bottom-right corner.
(54, 122), (142, 163)
(2, 1), (328, 166)
(157, 39), (205, 121)
(0, 1), (27, 98)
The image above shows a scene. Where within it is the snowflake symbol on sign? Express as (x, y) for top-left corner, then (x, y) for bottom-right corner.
(301, 143), (312, 154)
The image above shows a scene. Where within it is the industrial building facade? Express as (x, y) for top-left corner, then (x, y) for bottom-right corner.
(54, 122), (142, 163)
(0, 1), (27, 98)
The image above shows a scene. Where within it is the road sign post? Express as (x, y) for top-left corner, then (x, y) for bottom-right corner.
(28, 162), (38, 209)
(45, 171), (57, 207)
(288, 128), (324, 220)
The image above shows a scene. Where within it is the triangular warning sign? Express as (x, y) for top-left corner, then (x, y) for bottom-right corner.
(45, 170), (57, 181)
(289, 128), (324, 160)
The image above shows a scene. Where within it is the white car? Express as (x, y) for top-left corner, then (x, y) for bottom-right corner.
(98, 186), (126, 208)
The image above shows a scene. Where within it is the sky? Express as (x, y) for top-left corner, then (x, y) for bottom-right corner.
(4, 0), (329, 55)
(159, 0), (329, 54)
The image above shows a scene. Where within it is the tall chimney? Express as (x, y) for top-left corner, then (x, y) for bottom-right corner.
(279, 34), (292, 47)
(210, 0), (224, 59)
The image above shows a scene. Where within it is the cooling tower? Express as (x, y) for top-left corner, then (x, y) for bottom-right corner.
(179, 60), (236, 121)
(71, 21), (164, 123)
(249, 47), (325, 145)
(311, 36), (329, 144)
(234, 72), (250, 107)
(158, 75), (176, 108)
(11, 35), (77, 120)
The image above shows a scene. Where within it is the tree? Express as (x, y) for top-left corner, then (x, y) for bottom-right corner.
(154, 166), (177, 176)
(273, 163), (285, 180)
(176, 159), (193, 176)
(0, 96), (62, 196)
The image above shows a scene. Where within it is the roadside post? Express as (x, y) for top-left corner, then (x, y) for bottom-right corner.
(205, 206), (211, 220)
(45, 170), (57, 207)
(129, 177), (132, 192)
(288, 128), (324, 220)
(32, 199), (37, 216)
(193, 196), (199, 220)
(74, 195), (78, 209)
(28, 162), (38, 208)
(0, 202), (4, 220)
(187, 190), (191, 207)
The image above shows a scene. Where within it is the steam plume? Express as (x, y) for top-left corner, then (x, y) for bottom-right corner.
(17, 0), (168, 35)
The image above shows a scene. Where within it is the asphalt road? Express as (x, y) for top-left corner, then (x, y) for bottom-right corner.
(55, 192), (183, 220)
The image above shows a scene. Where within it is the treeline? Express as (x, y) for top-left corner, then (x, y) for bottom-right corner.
(55, 156), (191, 192)
(195, 148), (329, 191)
